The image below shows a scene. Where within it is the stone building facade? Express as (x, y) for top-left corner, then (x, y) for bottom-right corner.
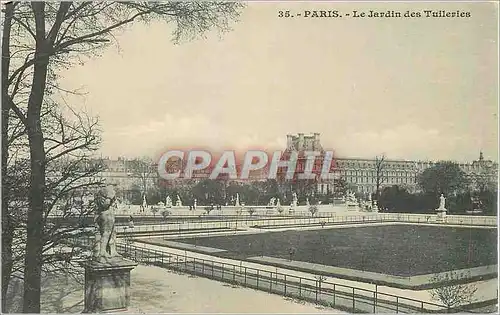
(97, 134), (498, 199)
(283, 133), (498, 195)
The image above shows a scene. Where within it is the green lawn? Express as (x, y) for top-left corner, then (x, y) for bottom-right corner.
(173, 225), (497, 276)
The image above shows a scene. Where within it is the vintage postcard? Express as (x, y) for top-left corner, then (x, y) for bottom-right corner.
(1, 1), (498, 314)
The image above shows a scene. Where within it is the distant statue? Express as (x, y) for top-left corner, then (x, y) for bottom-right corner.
(368, 193), (372, 202)
(176, 195), (182, 207)
(269, 197), (276, 207)
(193, 199), (197, 210)
(93, 185), (120, 261)
(292, 192), (298, 207)
(166, 196), (172, 208)
(438, 194), (446, 210)
(306, 198), (310, 206)
(276, 198), (281, 207)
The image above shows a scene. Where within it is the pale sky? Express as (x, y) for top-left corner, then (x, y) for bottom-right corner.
(60, 1), (498, 163)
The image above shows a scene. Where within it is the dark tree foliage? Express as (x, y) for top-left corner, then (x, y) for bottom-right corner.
(418, 161), (469, 196)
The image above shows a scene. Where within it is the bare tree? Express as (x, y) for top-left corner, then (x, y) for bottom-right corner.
(374, 154), (386, 198)
(2, 104), (104, 312)
(429, 271), (478, 310)
(1, 2), (244, 312)
(2, 3), (21, 308)
(128, 156), (155, 198)
(2, 100), (104, 310)
(1, 158), (29, 311)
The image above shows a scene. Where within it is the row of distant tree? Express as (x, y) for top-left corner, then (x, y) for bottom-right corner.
(378, 186), (497, 215)
(126, 177), (353, 207)
(125, 160), (497, 216)
(378, 161), (497, 215)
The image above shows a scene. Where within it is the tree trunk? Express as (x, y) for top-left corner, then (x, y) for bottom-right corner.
(1, 2), (15, 311)
(23, 132), (46, 313)
(23, 61), (50, 312)
(23, 46), (50, 315)
(22, 3), (51, 312)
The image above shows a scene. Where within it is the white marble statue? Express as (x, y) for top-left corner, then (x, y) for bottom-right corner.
(165, 196), (172, 208)
(176, 195), (182, 207)
(292, 192), (298, 207)
(438, 194), (446, 210)
(93, 185), (120, 261)
(306, 197), (310, 206)
(235, 193), (240, 207)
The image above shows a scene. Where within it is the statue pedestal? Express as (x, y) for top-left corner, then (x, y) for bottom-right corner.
(82, 257), (137, 313)
(436, 208), (447, 221)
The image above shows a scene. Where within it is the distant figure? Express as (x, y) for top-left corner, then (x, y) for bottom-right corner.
(141, 195), (147, 213)
(128, 215), (134, 228)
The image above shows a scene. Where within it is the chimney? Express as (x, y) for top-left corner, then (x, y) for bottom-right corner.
(313, 133), (320, 150)
(298, 133), (304, 151)
(286, 134), (293, 150)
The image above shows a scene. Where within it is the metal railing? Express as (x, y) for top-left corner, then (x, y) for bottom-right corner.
(114, 213), (496, 236)
(117, 242), (448, 313)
